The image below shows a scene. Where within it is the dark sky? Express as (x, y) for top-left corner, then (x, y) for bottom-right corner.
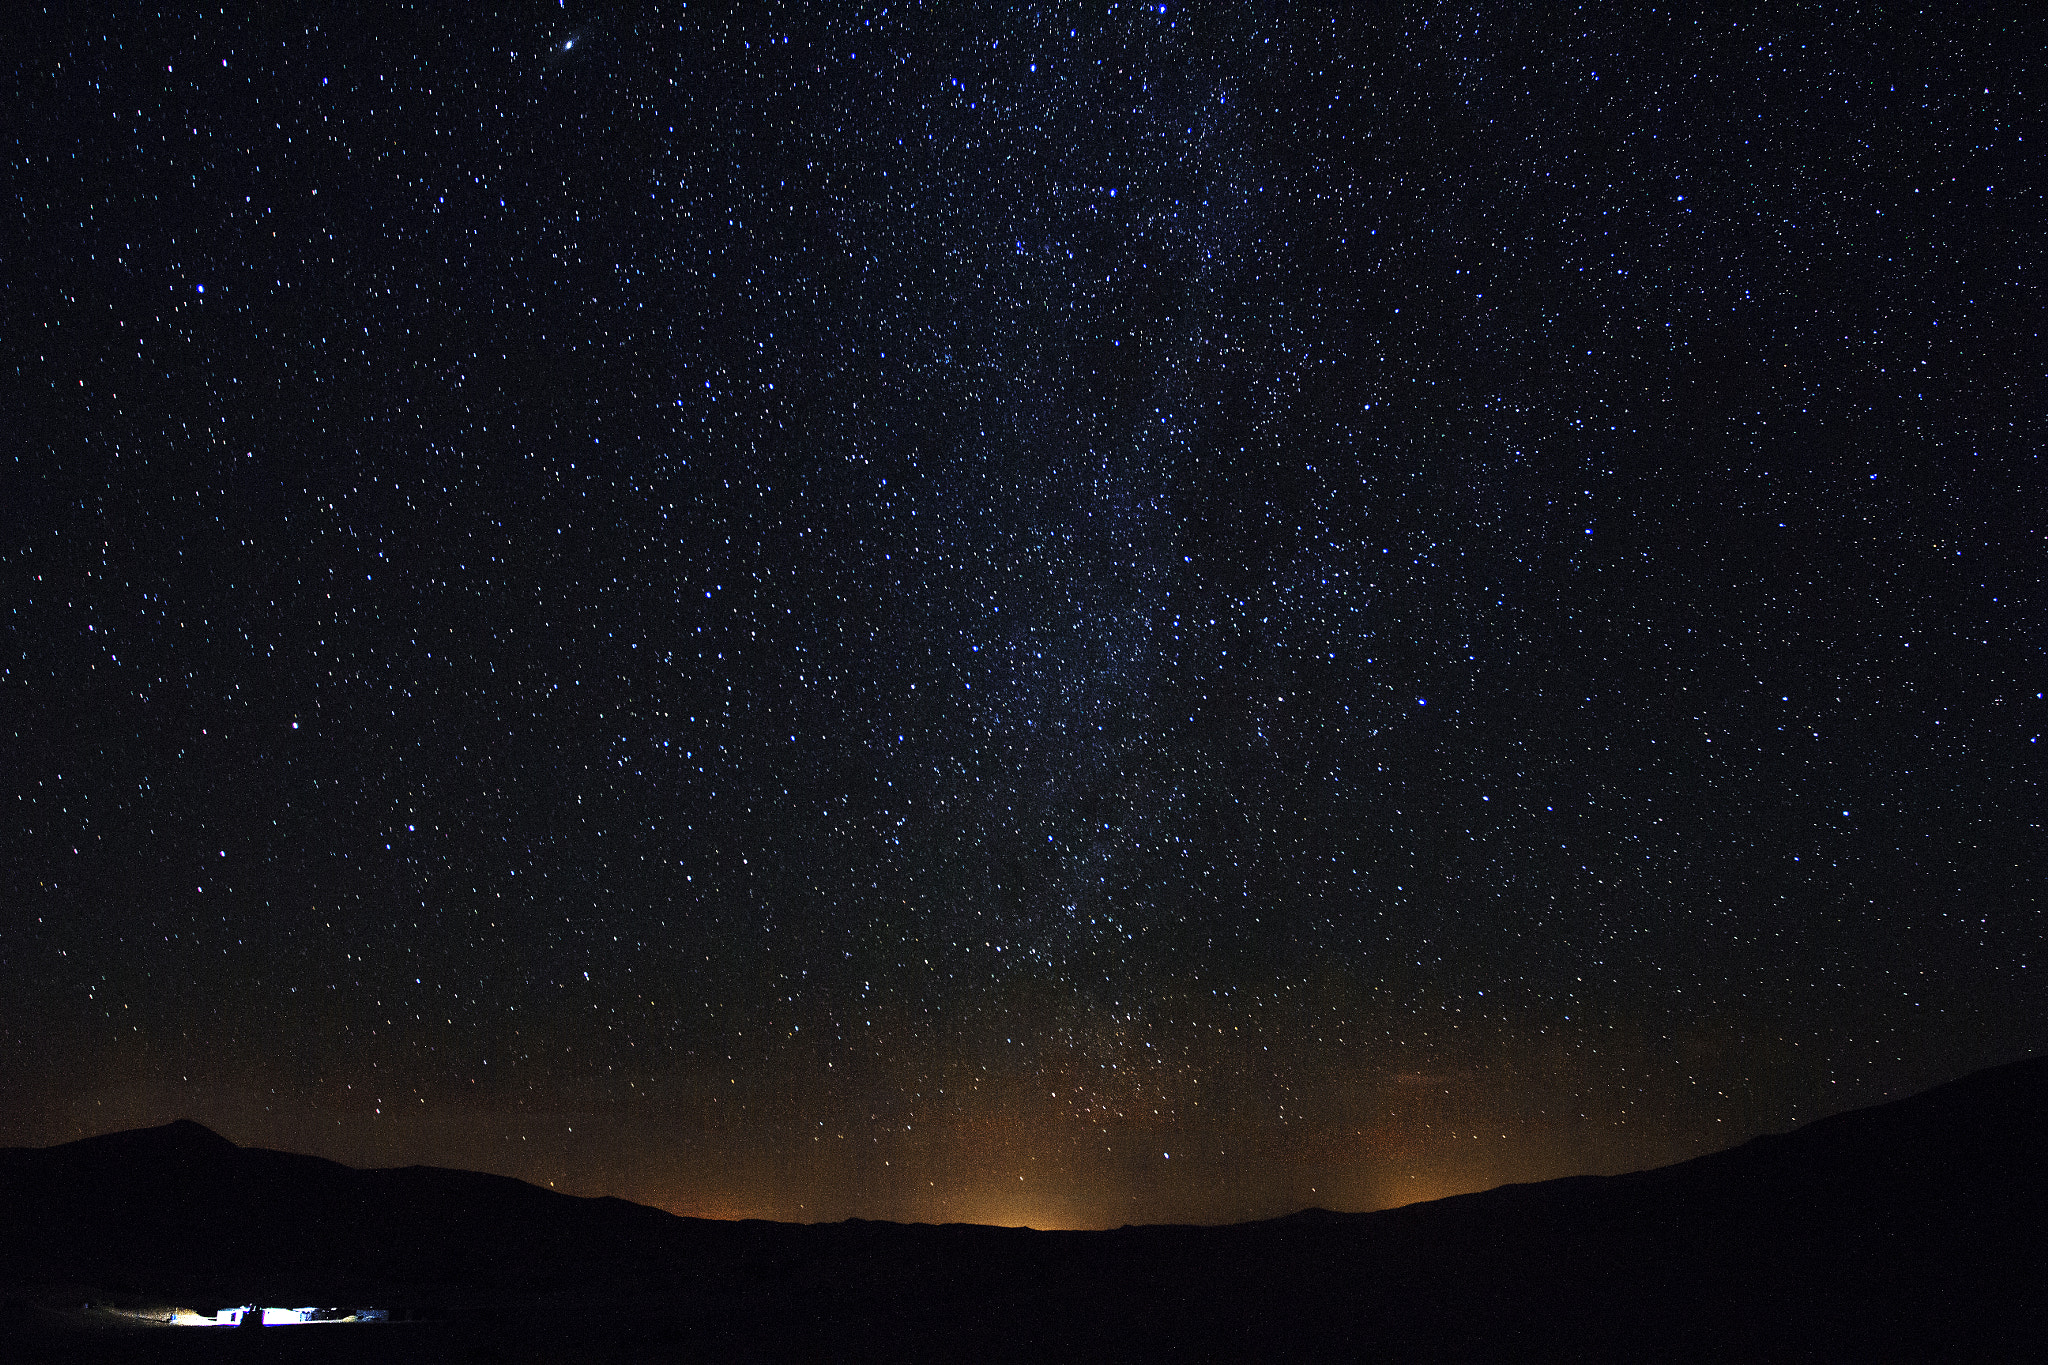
(5, 1), (2040, 1228)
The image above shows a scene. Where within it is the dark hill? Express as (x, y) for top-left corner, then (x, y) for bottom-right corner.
(3, 1057), (2043, 1362)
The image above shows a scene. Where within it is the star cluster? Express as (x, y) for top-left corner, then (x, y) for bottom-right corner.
(5, 2), (2041, 1227)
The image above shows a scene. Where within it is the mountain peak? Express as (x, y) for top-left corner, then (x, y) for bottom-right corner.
(45, 1118), (238, 1161)
(152, 1119), (236, 1148)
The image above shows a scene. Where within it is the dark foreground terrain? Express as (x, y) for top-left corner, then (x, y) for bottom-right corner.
(4, 1057), (2044, 1362)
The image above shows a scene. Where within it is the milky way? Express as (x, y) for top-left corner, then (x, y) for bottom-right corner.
(6, 3), (2041, 1226)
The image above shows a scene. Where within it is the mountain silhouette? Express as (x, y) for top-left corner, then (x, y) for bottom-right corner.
(3, 1057), (2043, 1361)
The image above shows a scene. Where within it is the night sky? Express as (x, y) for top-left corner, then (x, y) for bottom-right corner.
(6, 2), (2042, 1229)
